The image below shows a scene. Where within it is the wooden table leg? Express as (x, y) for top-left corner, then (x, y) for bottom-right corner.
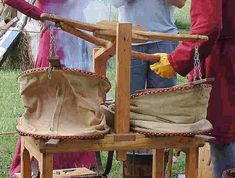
(39, 153), (53, 178)
(185, 147), (199, 178)
(152, 149), (165, 178)
(21, 145), (32, 178)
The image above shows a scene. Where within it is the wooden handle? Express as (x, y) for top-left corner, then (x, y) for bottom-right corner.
(41, 13), (208, 42)
(132, 51), (160, 62)
(135, 30), (209, 42)
(60, 22), (109, 47)
(41, 13), (100, 32)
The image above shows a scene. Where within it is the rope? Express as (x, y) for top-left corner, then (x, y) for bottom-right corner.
(0, 27), (60, 34)
(0, 131), (18, 136)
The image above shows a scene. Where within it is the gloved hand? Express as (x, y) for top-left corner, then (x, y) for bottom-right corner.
(150, 53), (176, 78)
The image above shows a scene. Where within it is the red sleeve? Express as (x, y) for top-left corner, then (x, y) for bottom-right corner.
(4, 0), (42, 20)
(168, 0), (222, 76)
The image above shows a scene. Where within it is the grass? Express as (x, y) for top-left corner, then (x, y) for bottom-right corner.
(174, 0), (191, 30)
(0, 70), (22, 177)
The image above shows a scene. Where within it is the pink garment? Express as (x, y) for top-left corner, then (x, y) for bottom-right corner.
(5, 1), (96, 177)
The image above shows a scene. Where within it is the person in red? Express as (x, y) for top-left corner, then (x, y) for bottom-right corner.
(151, 0), (235, 177)
(3, 0), (96, 177)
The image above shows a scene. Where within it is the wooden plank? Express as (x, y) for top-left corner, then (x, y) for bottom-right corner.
(21, 139), (31, 178)
(53, 168), (96, 177)
(36, 134), (206, 153)
(40, 153), (53, 178)
(185, 147), (199, 178)
(152, 149), (165, 178)
(15, 168), (96, 178)
(115, 23), (131, 134)
(115, 23), (132, 161)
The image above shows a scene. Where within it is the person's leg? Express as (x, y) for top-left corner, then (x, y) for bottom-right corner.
(210, 142), (235, 178)
(130, 44), (148, 94)
(147, 41), (177, 88)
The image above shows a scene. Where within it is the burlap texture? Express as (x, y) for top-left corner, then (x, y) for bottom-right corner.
(130, 84), (213, 134)
(17, 68), (111, 138)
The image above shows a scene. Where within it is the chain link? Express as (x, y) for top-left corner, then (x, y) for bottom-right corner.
(193, 43), (202, 81)
(48, 24), (58, 80)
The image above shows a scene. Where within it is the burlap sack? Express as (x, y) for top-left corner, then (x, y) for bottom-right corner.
(130, 84), (213, 135)
(17, 68), (111, 139)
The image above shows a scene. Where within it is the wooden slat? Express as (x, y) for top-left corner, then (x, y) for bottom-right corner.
(152, 149), (165, 178)
(185, 147), (199, 178)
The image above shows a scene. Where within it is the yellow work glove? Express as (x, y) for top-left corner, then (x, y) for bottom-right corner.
(150, 53), (176, 79)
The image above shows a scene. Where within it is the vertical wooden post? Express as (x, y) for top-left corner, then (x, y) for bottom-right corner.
(21, 137), (31, 178)
(152, 149), (165, 178)
(115, 23), (132, 161)
(185, 147), (199, 178)
(40, 153), (53, 178)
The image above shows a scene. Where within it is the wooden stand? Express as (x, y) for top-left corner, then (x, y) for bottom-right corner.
(21, 134), (207, 178)
(19, 16), (211, 178)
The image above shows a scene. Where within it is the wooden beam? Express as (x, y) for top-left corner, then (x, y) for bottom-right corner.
(41, 13), (208, 43)
(115, 23), (132, 161)
(34, 134), (206, 153)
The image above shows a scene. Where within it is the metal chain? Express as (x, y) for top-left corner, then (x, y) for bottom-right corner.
(48, 24), (58, 80)
(193, 43), (202, 81)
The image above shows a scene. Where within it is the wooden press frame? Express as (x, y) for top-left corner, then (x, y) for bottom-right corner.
(20, 13), (211, 178)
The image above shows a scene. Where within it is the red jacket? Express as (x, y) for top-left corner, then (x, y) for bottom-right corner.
(4, 0), (42, 20)
(169, 0), (235, 144)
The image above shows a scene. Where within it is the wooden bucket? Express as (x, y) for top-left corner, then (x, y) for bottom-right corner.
(123, 151), (152, 178)
(222, 168), (235, 178)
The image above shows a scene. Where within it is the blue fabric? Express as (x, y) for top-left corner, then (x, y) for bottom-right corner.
(130, 41), (177, 94)
(210, 142), (235, 178)
(112, 0), (178, 34)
